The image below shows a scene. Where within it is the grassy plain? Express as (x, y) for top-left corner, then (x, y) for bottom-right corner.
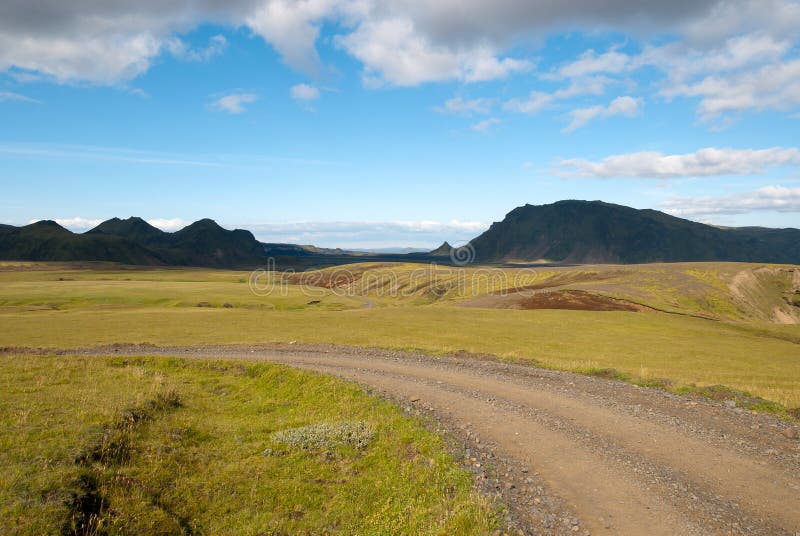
(0, 354), (495, 534)
(0, 262), (798, 408)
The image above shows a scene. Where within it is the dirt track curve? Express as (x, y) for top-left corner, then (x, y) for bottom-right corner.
(41, 344), (800, 535)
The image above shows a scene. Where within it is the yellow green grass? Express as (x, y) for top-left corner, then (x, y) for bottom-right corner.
(0, 263), (798, 408)
(1, 354), (496, 535)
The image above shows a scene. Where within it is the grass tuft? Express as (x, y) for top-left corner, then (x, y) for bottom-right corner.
(271, 420), (375, 450)
(676, 384), (791, 418)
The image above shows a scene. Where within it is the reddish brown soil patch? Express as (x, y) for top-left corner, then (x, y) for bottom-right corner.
(517, 290), (641, 311)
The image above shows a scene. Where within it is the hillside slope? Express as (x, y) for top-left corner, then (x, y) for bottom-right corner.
(469, 201), (800, 264)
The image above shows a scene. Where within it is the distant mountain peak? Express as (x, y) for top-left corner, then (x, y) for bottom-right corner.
(187, 218), (220, 227)
(24, 220), (72, 234)
(29, 220), (67, 228)
(174, 218), (228, 234)
(430, 241), (454, 256)
(88, 216), (166, 245)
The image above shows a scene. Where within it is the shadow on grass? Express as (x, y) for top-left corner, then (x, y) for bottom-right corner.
(62, 390), (183, 536)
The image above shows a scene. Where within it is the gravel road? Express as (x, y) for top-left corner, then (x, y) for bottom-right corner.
(19, 343), (800, 535)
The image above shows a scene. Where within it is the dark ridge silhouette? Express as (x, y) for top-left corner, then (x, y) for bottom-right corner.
(468, 200), (800, 264)
(429, 241), (454, 256)
(0, 218), (264, 267)
(2, 202), (798, 267)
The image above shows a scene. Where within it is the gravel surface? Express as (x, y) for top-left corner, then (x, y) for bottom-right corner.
(7, 342), (800, 535)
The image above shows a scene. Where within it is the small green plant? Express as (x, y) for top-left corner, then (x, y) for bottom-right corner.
(583, 368), (630, 381)
(676, 384), (792, 419)
(271, 420), (375, 450)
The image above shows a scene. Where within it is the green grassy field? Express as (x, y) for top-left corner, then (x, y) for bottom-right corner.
(0, 354), (496, 535)
(0, 262), (798, 409)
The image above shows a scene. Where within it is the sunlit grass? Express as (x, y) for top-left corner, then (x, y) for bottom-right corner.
(0, 355), (496, 534)
(0, 263), (798, 408)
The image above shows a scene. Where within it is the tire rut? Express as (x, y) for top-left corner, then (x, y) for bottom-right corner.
(270, 354), (799, 532)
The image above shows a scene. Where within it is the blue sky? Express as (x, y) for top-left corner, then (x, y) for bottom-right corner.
(1, 1), (799, 248)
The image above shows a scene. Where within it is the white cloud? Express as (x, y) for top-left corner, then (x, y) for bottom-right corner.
(165, 34), (228, 62)
(246, 219), (489, 248)
(680, 0), (800, 46)
(245, 0), (351, 75)
(44, 217), (103, 231)
(462, 54), (532, 82)
(249, 219), (487, 234)
(290, 83), (321, 100)
(336, 17), (530, 86)
(563, 95), (641, 132)
(555, 48), (632, 79)
(337, 18), (460, 86)
(210, 92), (257, 114)
(661, 185), (800, 216)
(557, 147), (800, 178)
(147, 218), (191, 231)
(663, 58), (800, 120)
(471, 117), (500, 132)
(503, 91), (554, 114)
(0, 0), (798, 129)
(0, 31), (164, 84)
(29, 216), (192, 232)
(503, 75), (610, 114)
(435, 96), (493, 115)
(0, 91), (39, 103)
(549, 17), (800, 122)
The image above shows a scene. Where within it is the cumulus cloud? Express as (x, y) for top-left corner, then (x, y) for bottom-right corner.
(563, 95), (641, 132)
(33, 217), (192, 232)
(210, 92), (257, 114)
(435, 96), (493, 116)
(554, 48), (632, 79)
(471, 117), (501, 132)
(5, 0), (705, 87)
(290, 83), (321, 100)
(166, 34), (228, 62)
(546, 6), (800, 122)
(1, 0), (799, 129)
(0, 1), (273, 84)
(147, 218), (192, 231)
(557, 147), (800, 178)
(44, 217), (104, 231)
(0, 91), (39, 103)
(503, 76), (611, 114)
(661, 185), (800, 216)
(663, 58), (800, 120)
(245, 0), (356, 75)
(336, 18), (530, 86)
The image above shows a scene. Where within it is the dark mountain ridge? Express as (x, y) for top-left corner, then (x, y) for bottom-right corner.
(0, 217), (266, 268)
(469, 200), (800, 264)
(87, 216), (168, 247)
(2, 202), (798, 267)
